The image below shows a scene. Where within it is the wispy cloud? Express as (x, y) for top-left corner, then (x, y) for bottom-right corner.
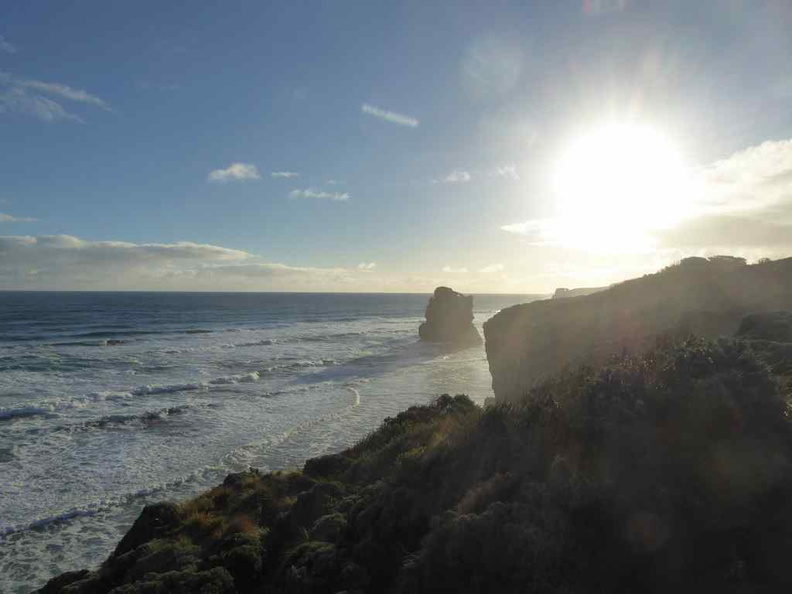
(138, 81), (180, 92)
(326, 179), (343, 185)
(0, 72), (110, 122)
(271, 171), (299, 179)
(0, 235), (250, 262)
(442, 266), (468, 273)
(583, 0), (629, 16)
(208, 163), (261, 182)
(289, 188), (350, 201)
(439, 170), (472, 184)
(0, 212), (37, 223)
(358, 262), (377, 270)
(361, 103), (419, 128)
(0, 35), (16, 54)
(494, 164), (520, 180)
(479, 263), (505, 273)
(18, 80), (111, 111)
(500, 219), (552, 238)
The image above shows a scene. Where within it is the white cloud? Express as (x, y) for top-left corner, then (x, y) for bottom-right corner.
(358, 262), (377, 270)
(500, 219), (553, 239)
(208, 163), (261, 182)
(326, 179), (343, 185)
(494, 164), (520, 180)
(500, 137), (792, 256)
(361, 103), (419, 128)
(440, 170), (472, 184)
(479, 263), (505, 273)
(0, 72), (110, 122)
(691, 139), (792, 216)
(289, 188), (350, 201)
(0, 235), (251, 290)
(271, 171), (299, 179)
(0, 36), (16, 54)
(442, 266), (468, 273)
(0, 234), (393, 291)
(0, 212), (37, 223)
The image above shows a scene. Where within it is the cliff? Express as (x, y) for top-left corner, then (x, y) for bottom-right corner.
(418, 287), (482, 347)
(39, 338), (792, 593)
(552, 286), (607, 299)
(484, 257), (792, 402)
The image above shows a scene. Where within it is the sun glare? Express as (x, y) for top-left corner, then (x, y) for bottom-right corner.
(551, 123), (691, 252)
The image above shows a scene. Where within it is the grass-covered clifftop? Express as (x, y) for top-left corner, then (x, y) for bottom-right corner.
(41, 336), (792, 593)
(485, 256), (792, 402)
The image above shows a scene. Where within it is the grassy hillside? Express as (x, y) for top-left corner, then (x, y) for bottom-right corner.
(485, 256), (792, 402)
(41, 336), (792, 593)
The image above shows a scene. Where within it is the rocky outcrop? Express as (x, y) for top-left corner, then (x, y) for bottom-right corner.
(552, 286), (607, 299)
(418, 287), (482, 347)
(484, 257), (792, 402)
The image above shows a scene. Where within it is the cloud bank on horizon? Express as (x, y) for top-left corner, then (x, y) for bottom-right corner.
(0, 234), (522, 292)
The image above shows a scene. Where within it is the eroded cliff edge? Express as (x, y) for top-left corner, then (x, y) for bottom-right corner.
(484, 256), (792, 402)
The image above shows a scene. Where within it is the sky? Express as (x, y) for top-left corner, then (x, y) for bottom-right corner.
(2, 0), (792, 293)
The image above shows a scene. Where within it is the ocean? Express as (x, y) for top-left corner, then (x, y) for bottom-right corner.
(0, 291), (542, 592)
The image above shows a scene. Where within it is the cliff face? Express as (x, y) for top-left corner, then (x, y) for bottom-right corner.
(418, 287), (482, 347)
(484, 257), (792, 402)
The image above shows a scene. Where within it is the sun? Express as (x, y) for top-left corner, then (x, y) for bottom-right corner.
(550, 123), (691, 252)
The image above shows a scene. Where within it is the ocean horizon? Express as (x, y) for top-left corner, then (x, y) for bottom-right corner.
(0, 291), (542, 592)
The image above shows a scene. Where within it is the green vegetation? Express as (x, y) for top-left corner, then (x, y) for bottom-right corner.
(41, 337), (792, 593)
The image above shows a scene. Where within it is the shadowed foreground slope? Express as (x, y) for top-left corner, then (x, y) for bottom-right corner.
(41, 338), (792, 593)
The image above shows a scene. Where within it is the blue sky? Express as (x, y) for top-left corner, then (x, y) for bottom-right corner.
(2, 0), (792, 292)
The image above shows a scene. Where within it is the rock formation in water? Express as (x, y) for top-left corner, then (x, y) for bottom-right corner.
(484, 256), (792, 402)
(418, 287), (482, 346)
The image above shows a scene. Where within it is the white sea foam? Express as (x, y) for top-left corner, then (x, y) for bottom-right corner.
(0, 292), (531, 593)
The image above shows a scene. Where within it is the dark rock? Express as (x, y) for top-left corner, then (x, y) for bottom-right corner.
(219, 540), (263, 591)
(38, 569), (90, 593)
(737, 311), (792, 342)
(222, 472), (246, 490)
(418, 287), (482, 347)
(107, 567), (235, 594)
(304, 453), (352, 480)
(112, 503), (181, 559)
(123, 543), (200, 583)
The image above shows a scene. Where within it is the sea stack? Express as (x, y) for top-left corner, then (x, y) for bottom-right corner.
(419, 287), (482, 347)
